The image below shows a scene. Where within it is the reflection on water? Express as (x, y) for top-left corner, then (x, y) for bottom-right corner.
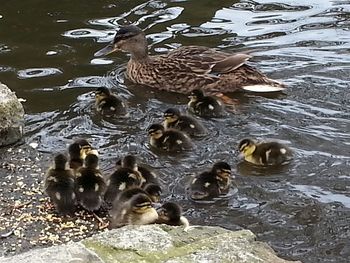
(1, 0), (350, 262)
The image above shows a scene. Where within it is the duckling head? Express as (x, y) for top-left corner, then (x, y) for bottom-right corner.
(148, 124), (164, 140)
(68, 139), (91, 157)
(80, 144), (99, 160)
(188, 89), (204, 102)
(121, 155), (138, 171)
(157, 202), (182, 222)
(95, 87), (110, 102)
(238, 138), (257, 158)
(143, 183), (162, 203)
(130, 193), (158, 222)
(84, 153), (99, 169)
(53, 153), (69, 170)
(163, 108), (180, 124)
(212, 162), (231, 180)
(94, 25), (147, 60)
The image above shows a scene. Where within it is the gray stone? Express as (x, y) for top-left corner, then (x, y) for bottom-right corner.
(0, 82), (24, 146)
(0, 225), (300, 263)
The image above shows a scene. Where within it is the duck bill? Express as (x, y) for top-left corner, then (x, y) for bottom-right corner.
(94, 43), (119, 57)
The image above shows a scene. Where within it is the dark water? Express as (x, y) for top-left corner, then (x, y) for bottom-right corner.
(1, 0), (350, 262)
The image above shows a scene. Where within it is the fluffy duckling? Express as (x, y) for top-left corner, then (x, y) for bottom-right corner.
(156, 202), (189, 227)
(68, 139), (98, 171)
(163, 108), (206, 137)
(188, 89), (224, 118)
(104, 156), (144, 203)
(190, 162), (232, 200)
(239, 138), (293, 166)
(94, 87), (126, 116)
(75, 154), (106, 211)
(148, 124), (193, 152)
(116, 155), (160, 187)
(44, 154), (76, 214)
(109, 189), (158, 228)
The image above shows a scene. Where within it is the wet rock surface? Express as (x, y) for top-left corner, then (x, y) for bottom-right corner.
(0, 82), (24, 147)
(1, 225), (300, 263)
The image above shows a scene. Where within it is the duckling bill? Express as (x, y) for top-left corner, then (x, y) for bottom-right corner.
(44, 153), (76, 215)
(148, 123), (193, 152)
(239, 138), (293, 166)
(190, 162), (232, 200)
(163, 108), (206, 137)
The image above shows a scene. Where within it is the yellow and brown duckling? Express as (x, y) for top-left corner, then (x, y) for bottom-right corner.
(148, 123), (193, 152)
(109, 188), (158, 228)
(188, 89), (224, 118)
(68, 139), (98, 172)
(75, 153), (106, 211)
(44, 153), (76, 215)
(156, 202), (189, 227)
(104, 155), (144, 203)
(238, 138), (293, 166)
(190, 162), (232, 200)
(143, 183), (162, 203)
(163, 108), (206, 137)
(95, 25), (285, 95)
(94, 87), (126, 116)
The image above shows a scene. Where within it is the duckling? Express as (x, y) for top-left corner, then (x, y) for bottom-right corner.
(94, 87), (126, 116)
(238, 138), (293, 166)
(190, 162), (232, 200)
(68, 139), (98, 172)
(156, 202), (189, 227)
(188, 89), (224, 118)
(75, 154), (106, 211)
(163, 108), (206, 137)
(44, 154), (76, 214)
(104, 156), (144, 203)
(148, 124), (193, 152)
(116, 154), (160, 187)
(94, 25), (285, 94)
(109, 190), (158, 228)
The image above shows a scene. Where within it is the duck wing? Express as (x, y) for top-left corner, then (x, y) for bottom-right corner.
(165, 46), (251, 75)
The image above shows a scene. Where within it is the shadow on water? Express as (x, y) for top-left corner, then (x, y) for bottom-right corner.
(1, 0), (350, 262)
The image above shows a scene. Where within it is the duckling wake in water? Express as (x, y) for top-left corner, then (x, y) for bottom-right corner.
(109, 188), (158, 228)
(190, 162), (233, 201)
(75, 154), (106, 211)
(163, 108), (207, 137)
(148, 123), (193, 152)
(239, 138), (293, 166)
(95, 25), (285, 95)
(94, 87), (126, 116)
(188, 89), (224, 118)
(44, 153), (76, 215)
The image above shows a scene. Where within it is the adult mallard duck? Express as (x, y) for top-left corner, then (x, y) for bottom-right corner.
(95, 25), (285, 95)
(238, 138), (293, 166)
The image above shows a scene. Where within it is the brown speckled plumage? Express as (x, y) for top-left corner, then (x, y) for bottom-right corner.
(95, 25), (285, 94)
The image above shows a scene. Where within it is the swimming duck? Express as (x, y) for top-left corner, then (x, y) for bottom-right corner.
(148, 123), (193, 152)
(44, 153), (76, 214)
(163, 108), (206, 137)
(104, 156), (144, 203)
(109, 189), (158, 228)
(156, 202), (189, 227)
(188, 89), (224, 118)
(68, 139), (98, 172)
(75, 153), (106, 211)
(94, 25), (285, 95)
(238, 138), (293, 166)
(94, 87), (126, 116)
(190, 162), (232, 200)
